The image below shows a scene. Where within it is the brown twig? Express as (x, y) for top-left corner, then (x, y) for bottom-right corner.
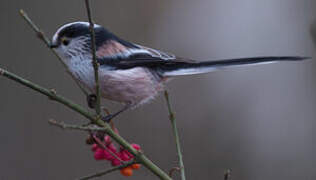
(164, 90), (186, 180)
(48, 119), (107, 132)
(84, 0), (101, 115)
(19, 9), (89, 96)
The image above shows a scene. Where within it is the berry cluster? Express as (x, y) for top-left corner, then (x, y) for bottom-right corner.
(90, 135), (142, 177)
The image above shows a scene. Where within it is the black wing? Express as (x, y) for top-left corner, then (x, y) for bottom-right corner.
(97, 43), (309, 76)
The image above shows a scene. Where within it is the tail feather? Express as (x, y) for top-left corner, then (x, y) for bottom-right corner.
(163, 56), (309, 76)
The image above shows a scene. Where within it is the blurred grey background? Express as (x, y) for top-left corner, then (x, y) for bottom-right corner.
(0, 0), (315, 179)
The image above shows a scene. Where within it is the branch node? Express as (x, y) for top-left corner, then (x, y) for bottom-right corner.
(36, 31), (45, 41)
(0, 68), (4, 76)
(168, 167), (180, 178)
(169, 113), (174, 120)
(50, 88), (57, 95)
(47, 89), (57, 100)
(48, 119), (66, 129)
(224, 169), (232, 180)
(19, 9), (25, 16)
(48, 119), (109, 132)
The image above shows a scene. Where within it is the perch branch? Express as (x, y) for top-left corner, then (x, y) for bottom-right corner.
(0, 68), (172, 180)
(84, 0), (101, 115)
(164, 91), (186, 180)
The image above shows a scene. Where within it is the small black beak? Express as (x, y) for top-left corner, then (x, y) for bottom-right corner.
(49, 42), (58, 48)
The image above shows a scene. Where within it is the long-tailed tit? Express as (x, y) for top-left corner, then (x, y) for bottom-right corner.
(50, 22), (308, 121)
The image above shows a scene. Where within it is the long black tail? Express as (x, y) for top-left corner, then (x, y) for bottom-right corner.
(163, 56), (309, 76)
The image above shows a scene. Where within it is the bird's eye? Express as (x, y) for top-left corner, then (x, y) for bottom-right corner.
(61, 38), (70, 46)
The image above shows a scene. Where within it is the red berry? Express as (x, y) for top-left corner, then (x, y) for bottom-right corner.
(103, 149), (114, 160)
(111, 159), (121, 166)
(131, 163), (141, 170)
(104, 136), (111, 145)
(119, 151), (131, 161)
(107, 143), (117, 153)
(91, 144), (98, 152)
(94, 149), (104, 160)
(131, 144), (141, 150)
(123, 149), (134, 158)
(120, 167), (133, 176)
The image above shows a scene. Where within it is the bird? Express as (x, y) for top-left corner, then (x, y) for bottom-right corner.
(50, 21), (308, 121)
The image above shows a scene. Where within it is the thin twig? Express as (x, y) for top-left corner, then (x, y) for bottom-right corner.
(19, 10), (51, 47)
(84, 0), (101, 115)
(19, 9), (89, 96)
(78, 161), (135, 180)
(0, 67), (172, 180)
(164, 90), (186, 180)
(48, 119), (107, 132)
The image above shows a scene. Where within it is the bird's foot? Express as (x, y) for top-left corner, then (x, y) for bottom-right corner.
(87, 94), (97, 109)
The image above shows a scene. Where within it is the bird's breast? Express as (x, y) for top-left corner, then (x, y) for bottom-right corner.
(68, 57), (164, 105)
(68, 57), (96, 91)
(99, 67), (164, 105)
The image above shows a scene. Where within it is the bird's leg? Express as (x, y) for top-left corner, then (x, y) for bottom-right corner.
(86, 94), (97, 109)
(102, 104), (131, 123)
(87, 94), (131, 122)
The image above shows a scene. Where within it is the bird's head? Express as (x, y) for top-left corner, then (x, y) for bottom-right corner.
(51, 21), (143, 64)
(51, 22), (108, 59)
